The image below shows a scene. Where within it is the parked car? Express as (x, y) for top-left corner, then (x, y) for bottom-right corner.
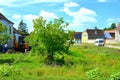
(95, 38), (104, 46)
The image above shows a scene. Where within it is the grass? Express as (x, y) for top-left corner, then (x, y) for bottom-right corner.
(107, 42), (120, 46)
(0, 44), (120, 80)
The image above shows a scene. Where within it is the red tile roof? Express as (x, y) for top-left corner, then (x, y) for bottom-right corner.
(105, 30), (115, 33)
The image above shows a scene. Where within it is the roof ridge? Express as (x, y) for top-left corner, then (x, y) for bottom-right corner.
(0, 13), (14, 24)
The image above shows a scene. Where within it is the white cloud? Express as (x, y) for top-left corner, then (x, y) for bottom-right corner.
(107, 18), (120, 26)
(12, 14), (39, 32)
(40, 10), (58, 20)
(0, 8), (4, 13)
(63, 2), (97, 31)
(12, 14), (22, 20)
(23, 14), (39, 32)
(0, 0), (69, 7)
(64, 2), (79, 8)
(12, 11), (58, 32)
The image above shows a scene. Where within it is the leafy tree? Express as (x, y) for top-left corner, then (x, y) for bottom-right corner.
(0, 22), (11, 44)
(104, 23), (116, 30)
(18, 20), (28, 34)
(110, 23), (116, 29)
(25, 17), (73, 64)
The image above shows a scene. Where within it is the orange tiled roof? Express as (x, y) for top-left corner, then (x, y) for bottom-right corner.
(105, 30), (115, 33)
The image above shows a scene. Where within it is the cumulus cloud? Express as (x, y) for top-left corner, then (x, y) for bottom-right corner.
(40, 10), (58, 20)
(12, 14), (39, 32)
(64, 2), (79, 8)
(0, 8), (4, 13)
(63, 2), (97, 31)
(12, 11), (57, 32)
(107, 18), (120, 26)
(12, 14), (22, 20)
(23, 14), (39, 32)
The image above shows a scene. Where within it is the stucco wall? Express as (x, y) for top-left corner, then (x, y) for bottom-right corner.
(115, 30), (120, 41)
(0, 19), (14, 48)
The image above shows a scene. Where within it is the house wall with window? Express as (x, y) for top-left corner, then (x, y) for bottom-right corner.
(0, 13), (14, 48)
(82, 29), (104, 43)
(73, 32), (82, 44)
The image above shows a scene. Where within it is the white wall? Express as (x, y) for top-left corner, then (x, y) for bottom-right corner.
(115, 29), (120, 41)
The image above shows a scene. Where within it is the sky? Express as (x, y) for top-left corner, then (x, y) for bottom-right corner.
(0, 0), (120, 32)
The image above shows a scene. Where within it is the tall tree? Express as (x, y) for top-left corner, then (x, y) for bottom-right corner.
(110, 23), (116, 29)
(0, 22), (11, 44)
(25, 17), (73, 64)
(18, 20), (28, 34)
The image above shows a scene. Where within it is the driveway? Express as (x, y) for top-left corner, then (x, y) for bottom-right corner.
(105, 45), (120, 49)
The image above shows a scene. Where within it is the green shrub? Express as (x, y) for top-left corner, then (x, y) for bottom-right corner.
(0, 64), (12, 77)
(0, 64), (22, 77)
(110, 72), (120, 80)
(86, 68), (103, 79)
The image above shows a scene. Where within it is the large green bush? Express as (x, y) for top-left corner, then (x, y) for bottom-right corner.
(25, 17), (73, 64)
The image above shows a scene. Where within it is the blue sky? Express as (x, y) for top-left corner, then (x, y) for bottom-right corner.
(0, 0), (120, 32)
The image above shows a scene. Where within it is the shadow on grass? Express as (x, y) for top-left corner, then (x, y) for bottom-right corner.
(0, 58), (14, 65)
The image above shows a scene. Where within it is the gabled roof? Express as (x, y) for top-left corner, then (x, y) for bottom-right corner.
(73, 32), (82, 39)
(86, 29), (104, 39)
(0, 13), (14, 24)
(104, 30), (115, 33)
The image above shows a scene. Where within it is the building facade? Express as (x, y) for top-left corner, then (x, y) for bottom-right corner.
(0, 13), (14, 48)
(82, 28), (104, 43)
(115, 22), (120, 41)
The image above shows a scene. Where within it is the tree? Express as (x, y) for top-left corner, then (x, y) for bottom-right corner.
(0, 22), (11, 44)
(110, 23), (116, 29)
(18, 20), (28, 34)
(104, 23), (116, 30)
(25, 17), (73, 64)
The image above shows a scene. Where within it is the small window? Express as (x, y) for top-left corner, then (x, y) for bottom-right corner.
(9, 26), (11, 34)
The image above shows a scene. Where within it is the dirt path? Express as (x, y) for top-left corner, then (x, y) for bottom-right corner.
(105, 45), (120, 49)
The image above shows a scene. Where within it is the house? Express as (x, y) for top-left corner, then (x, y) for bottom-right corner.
(73, 32), (82, 44)
(115, 22), (120, 41)
(0, 13), (14, 48)
(82, 28), (104, 43)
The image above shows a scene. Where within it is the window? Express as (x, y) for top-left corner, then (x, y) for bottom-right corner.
(9, 26), (11, 34)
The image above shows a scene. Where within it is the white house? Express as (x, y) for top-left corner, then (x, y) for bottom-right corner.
(115, 22), (120, 41)
(0, 13), (14, 48)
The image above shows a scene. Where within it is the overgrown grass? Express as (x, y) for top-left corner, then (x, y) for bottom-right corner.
(0, 44), (120, 80)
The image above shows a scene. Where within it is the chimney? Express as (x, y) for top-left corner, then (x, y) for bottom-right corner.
(95, 27), (98, 35)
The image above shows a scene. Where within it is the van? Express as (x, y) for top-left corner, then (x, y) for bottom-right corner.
(95, 38), (104, 46)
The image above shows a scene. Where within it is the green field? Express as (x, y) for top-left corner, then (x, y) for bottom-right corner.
(0, 44), (120, 80)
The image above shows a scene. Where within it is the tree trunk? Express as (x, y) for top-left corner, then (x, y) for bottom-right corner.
(46, 52), (54, 65)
